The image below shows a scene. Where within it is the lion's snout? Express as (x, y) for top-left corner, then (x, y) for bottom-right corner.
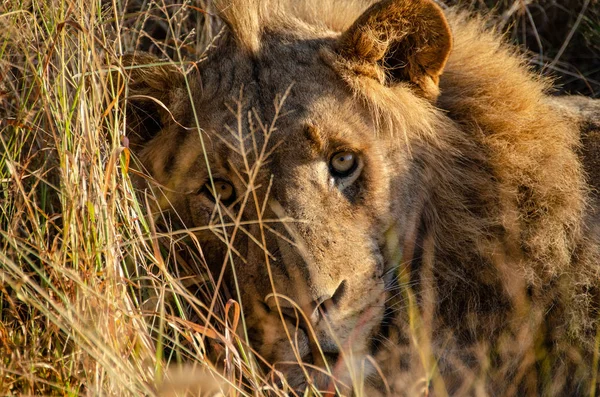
(264, 279), (348, 324)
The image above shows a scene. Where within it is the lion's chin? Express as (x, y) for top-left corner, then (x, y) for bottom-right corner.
(250, 303), (385, 393)
(263, 337), (382, 396)
(273, 353), (362, 396)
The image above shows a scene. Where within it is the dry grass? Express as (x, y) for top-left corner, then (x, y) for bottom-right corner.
(445, 0), (600, 97)
(0, 0), (598, 396)
(0, 1), (226, 395)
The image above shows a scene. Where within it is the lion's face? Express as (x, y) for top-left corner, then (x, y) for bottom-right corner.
(126, 0), (451, 391)
(192, 93), (396, 388)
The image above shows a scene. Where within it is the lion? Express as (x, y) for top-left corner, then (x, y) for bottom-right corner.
(122, 0), (600, 394)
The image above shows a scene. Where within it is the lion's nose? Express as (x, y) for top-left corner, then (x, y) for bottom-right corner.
(264, 280), (348, 324)
(309, 280), (347, 323)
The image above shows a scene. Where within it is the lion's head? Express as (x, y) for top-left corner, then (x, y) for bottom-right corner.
(124, 0), (458, 391)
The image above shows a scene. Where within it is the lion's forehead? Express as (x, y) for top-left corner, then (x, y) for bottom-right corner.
(196, 32), (343, 116)
(189, 37), (372, 171)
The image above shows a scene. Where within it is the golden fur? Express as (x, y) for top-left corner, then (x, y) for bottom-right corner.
(123, 0), (600, 394)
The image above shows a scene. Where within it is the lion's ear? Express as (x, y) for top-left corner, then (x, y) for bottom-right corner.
(337, 0), (452, 100)
(120, 54), (186, 148)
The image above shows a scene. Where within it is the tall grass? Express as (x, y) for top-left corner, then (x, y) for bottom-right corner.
(0, 0), (227, 394)
(0, 0), (598, 396)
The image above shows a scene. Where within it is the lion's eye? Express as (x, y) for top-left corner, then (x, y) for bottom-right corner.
(329, 151), (358, 178)
(203, 179), (236, 205)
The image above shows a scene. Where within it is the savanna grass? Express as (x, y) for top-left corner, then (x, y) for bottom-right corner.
(0, 0), (229, 395)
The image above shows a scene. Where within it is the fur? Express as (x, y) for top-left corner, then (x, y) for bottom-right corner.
(123, 0), (600, 394)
